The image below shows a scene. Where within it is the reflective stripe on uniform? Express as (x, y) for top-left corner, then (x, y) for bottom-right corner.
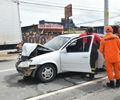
(105, 37), (118, 41)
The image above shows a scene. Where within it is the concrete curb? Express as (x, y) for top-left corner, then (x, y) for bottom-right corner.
(0, 54), (18, 61)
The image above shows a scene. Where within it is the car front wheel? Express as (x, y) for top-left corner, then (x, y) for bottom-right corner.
(36, 64), (57, 83)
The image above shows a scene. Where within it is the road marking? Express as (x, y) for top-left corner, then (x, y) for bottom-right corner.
(0, 68), (16, 73)
(26, 76), (107, 100)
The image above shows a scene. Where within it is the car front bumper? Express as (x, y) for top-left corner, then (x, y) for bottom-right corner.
(17, 67), (35, 76)
(16, 61), (37, 77)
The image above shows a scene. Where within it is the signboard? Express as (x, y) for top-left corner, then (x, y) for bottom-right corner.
(38, 23), (64, 29)
(64, 4), (72, 18)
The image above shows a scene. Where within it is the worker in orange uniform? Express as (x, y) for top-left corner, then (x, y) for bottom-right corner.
(99, 25), (120, 88)
(80, 27), (101, 79)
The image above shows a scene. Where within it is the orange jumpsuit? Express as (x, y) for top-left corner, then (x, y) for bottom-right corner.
(99, 32), (120, 80)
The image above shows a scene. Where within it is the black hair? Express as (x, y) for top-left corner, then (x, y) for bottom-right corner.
(86, 27), (94, 34)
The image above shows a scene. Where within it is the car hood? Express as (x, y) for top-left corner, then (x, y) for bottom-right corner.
(21, 43), (53, 57)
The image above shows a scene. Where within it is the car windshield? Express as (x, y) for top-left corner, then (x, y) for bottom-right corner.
(44, 36), (70, 50)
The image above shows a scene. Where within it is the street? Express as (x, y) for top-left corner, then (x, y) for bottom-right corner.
(0, 57), (110, 100)
(0, 0), (120, 100)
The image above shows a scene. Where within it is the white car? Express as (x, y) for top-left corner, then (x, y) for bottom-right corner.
(16, 34), (104, 82)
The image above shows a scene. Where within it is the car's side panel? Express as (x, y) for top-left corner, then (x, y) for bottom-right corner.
(60, 35), (94, 73)
(30, 51), (62, 73)
(60, 52), (91, 72)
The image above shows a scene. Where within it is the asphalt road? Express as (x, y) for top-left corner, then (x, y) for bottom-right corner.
(0, 59), (109, 100)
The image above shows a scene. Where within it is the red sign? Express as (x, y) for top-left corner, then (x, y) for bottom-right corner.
(38, 23), (64, 29)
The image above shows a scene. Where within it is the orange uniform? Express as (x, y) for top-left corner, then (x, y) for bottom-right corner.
(99, 32), (120, 80)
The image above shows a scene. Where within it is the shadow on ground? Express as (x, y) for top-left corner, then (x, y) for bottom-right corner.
(4, 71), (105, 88)
(0, 59), (14, 62)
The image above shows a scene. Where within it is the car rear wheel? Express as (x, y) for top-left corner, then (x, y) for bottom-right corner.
(36, 64), (57, 82)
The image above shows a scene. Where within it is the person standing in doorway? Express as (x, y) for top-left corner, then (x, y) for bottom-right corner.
(80, 27), (101, 78)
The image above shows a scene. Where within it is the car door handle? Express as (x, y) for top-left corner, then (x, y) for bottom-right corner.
(82, 56), (88, 58)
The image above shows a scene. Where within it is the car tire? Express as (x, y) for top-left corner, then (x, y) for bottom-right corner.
(36, 64), (57, 83)
(15, 60), (21, 72)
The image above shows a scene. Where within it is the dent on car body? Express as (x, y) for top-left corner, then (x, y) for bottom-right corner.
(21, 43), (53, 61)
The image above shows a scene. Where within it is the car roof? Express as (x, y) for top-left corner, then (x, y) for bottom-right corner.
(59, 33), (103, 38)
(59, 34), (80, 38)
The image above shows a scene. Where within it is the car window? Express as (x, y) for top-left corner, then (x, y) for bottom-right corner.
(44, 36), (70, 50)
(66, 36), (92, 52)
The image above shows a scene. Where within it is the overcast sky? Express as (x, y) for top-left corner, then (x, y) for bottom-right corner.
(19, 0), (120, 27)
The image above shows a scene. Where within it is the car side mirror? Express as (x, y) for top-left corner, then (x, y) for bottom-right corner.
(61, 48), (67, 53)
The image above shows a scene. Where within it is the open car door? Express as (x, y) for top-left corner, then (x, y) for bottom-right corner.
(60, 35), (94, 73)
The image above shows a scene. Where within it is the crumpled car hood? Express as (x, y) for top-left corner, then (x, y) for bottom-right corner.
(22, 43), (37, 56)
(21, 43), (53, 58)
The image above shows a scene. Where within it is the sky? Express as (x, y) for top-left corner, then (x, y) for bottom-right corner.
(19, 0), (120, 27)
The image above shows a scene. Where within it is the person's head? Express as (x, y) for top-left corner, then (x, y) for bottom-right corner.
(86, 27), (94, 35)
(104, 25), (113, 33)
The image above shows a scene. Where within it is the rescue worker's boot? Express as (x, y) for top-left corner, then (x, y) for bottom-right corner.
(116, 79), (120, 87)
(89, 73), (95, 80)
(106, 80), (115, 88)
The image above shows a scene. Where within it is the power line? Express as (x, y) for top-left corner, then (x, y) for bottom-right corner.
(26, 0), (105, 11)
(21, 0), (105, 11)
(19, 1), (64, 9)
(19, 1), (120, 15)
(17, 1), (120, 26)
(19, 1), (104, 13)
(76, 19), (104, 25)
(34, 0), (120, 14)
(76, 15), (120, 25)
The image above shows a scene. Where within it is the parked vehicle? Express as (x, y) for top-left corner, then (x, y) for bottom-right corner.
(0, 0), (22, 50)
(16, 34), (104, 82)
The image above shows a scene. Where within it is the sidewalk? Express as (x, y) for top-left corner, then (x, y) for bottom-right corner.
(74, 80), (120, 100)
(0, 53), (18, 61)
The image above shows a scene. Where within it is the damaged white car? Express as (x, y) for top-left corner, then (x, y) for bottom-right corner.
(16, 34), (104, 82)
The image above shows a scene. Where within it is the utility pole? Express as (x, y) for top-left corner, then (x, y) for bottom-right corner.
(104, 0), (109, 33)
(17, 0), (22, 40)
(14, 0), (22, 41)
